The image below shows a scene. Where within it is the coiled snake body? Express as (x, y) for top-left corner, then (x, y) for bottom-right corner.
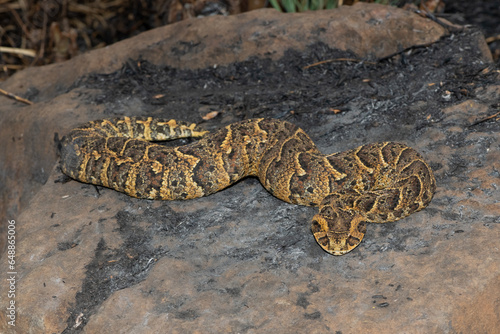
(61, 117), (436, 255)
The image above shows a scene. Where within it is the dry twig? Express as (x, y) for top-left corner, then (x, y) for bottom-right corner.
(469, 111), (500, 127)
(0, 46), (37, 57)
(303, 58), (376, 69)
(0, 88), (33, 105)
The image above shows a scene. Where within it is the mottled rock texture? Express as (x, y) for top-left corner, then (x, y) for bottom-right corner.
(0, 3), (499, 334)
(0, 3), (448, 237)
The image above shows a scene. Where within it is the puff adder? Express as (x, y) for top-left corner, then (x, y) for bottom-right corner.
(60, 117), (436, 255)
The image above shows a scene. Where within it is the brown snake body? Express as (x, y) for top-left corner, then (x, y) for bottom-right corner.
(60, 117), (436, 255)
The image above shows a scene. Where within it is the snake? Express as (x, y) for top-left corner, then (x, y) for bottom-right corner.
(60, 117), (436, 255)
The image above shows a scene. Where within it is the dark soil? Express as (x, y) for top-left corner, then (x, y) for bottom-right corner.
(77, 25), (497, 136)
(443, 0), (500, 61)
(1, 0), (499, 82)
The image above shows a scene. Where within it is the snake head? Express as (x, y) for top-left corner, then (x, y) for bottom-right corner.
(311, 205), (367, 255)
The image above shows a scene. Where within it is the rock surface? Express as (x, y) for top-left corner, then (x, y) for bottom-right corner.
(1, 3), (499, 334)
(0, 3), (449, 241)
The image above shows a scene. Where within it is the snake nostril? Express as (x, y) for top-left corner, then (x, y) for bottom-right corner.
(347, 235), (361, 246)
(318, 236), (329, 247)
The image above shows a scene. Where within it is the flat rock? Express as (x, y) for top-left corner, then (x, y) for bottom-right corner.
(1, 3), (499, 334)
(0, 3), (451, 250)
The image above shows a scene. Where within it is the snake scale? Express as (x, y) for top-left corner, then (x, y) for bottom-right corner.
(60, 117), (436, 255)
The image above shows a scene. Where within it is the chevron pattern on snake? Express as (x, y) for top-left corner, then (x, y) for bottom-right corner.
(60, 117), (436, 255)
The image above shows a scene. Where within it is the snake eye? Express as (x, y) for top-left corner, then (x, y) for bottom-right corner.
(357, 221), (367, 234)
(319, 206), (334, 218)
(311, 219), (322, 233)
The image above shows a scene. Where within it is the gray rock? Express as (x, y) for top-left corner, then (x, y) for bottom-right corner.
(1, 3), (499, 334)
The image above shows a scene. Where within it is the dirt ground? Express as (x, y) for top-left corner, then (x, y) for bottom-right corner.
(445, 0), (500, 60)
(78, 27), (496, 132)
(1, 0), (499, 82)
